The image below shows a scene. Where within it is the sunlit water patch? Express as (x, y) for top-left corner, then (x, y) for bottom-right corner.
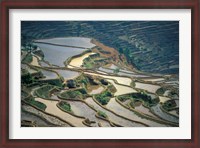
(40, 69), (58, 80)
(35, 37), (96, 48)
(84, 72), (132, 86)
(159, 96), (171, 103)
(135, 82), (161, 93)
(30, 56), (40, 67)
(68, 52), (96, 68)
(52, 69), (80, 81)
(34, 43), (87, 66)
(106, 79), (137, 96)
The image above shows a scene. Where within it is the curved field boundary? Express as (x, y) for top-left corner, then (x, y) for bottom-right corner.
(84, 70), (134, 80)
(84, 69), (167, 90)
(22, 106), (59, 127)
(21, 89), (32, 100)
(34, 85), (59, 99)
(28, 64), (64, 86)
(49, 68), (81, 82)
(160, 104), (180, 119)
(46, 66), (83, 74)
(91, 96), (149, 127)
(31, 91), (95, 127)
(58, 97), (116, 127)
(22, 100), (75, 127)
(134, 79), (163, 87)
(22, 63), (38, 71)
(99, 66), (161, 78)
(34, 41), (90, 50)
(103, 77), (134, 89)
(95, 114), (116, 127)
(28, 97), (90, 127)
(64, 49), (93, 66)
(82, 120), (93, 127)
(56, 101), (86, 119)
(115, 98), (178, 127)
(32, 65), (60, 79)
(116, 92), (178, 124)
(57, 88), (91, 100)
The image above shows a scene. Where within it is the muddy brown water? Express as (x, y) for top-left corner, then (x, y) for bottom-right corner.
(68, 52), (96, 68)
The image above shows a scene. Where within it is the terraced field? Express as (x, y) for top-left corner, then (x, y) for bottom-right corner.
(21, 21), (179, 127)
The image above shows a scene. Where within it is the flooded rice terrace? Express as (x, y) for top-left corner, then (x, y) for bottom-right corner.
(21, 22), (179, 128)
(33, 43), (87, 67)
(35, 37), (96, 48)
(52, 69), (80, 81)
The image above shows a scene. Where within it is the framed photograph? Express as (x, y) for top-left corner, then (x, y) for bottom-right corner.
(1, 0), (199, 147)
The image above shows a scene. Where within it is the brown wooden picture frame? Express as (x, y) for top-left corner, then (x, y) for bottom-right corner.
(0, 0), (199, 147)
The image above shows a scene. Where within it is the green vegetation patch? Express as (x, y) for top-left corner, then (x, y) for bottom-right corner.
(58, 101), (72, 113)
(82, 55), (107, 69)
(113, 68), (120, 74)
(97, 110), (108, 119)
(118, 92), (159, 107)
(156, 87), (166, 95)
(76, 74), (100, 89)
(21, 70), (35, 84)
(37, 79), (63, 87)
(118, 95), (132, 102)
(24, 97), (46, 111)
(130, 80), (136, 88)
(162, 100), (178, 111)
(21, 90), (29, 99)
(22, 53), (33, 63)
(95, 90), (112, 105)
(59, 88), (87, 100)
(107, 84), (117, 94)
(35, 85), (56, 98)
(76, 75), (89, 86)
(82, 57), (95, 69)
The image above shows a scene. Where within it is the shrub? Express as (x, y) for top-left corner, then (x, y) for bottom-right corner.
(21, 72), (34, 84)
(95, 91), (112, 105)
(97, 110), (107, 119)
(59, 88), (87, 100)
(35, 85), (55, 98)
(113, 68), (120, 74)
(22, 53), (33, 63)
(156, 87), (165, 95)
(58, 101), (72, 112)
(162, 100), (177, 111)
(24, 97), (46, 111)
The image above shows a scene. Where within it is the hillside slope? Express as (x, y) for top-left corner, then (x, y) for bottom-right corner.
(21, 21), (179, 74)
